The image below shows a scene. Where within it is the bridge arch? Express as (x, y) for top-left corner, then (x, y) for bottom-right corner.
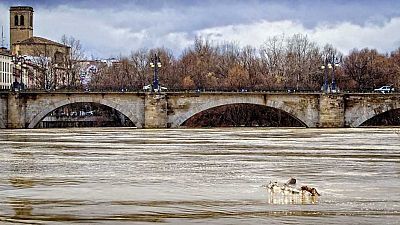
(170, 98), (310, 128)
(28, 98), (142, 128)
(351, 104), (400, 127)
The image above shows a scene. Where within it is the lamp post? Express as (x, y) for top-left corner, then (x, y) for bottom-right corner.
(321, 55), (341, 93)
(12, 56), (26, 92)
(331, 54), (341, 93)
(13, 62), (20, 92)
(150, 54), (162, 92)
(321, 58), (329, 93)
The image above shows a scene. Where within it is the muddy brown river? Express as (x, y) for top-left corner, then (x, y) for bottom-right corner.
(0, 128), (399, 224)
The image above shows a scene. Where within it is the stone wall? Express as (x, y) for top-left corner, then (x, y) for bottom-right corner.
(0, 93), (7, 128)
(6, 93), (27, 128)
(318, 94), (345, 127)
(14, 43), (70, 65)
(145, 93), (168, 128)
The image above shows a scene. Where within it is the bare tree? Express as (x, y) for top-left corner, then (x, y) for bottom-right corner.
(260, 35), (287, 89)
(239, 45), (262, 90)
(129, 48), (151, 89)
(61, 35), (85, 88)
(260, 34), (322, 90)
(29, 46), (56, 90)
(389, 48), (400, 88)
(343, 48), (391, 91)
(285, 34), (321, 90)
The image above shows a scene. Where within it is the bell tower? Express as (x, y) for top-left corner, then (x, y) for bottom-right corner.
(10, 6), (34, 54)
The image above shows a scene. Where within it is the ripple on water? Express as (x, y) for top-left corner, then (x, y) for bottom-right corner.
(0, 128), (399, 224)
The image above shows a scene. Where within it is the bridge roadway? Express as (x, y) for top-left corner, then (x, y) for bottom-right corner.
(1, 91), (399, 128)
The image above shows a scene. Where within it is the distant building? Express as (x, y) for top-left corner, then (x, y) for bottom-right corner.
(77, 59), (119, 87)
(13, 55), (43, 90)
(10, 6), (70, 59)
(0, 49), (13, 90)
(78, 60), (98, 88)
(9, 6), (71, 89)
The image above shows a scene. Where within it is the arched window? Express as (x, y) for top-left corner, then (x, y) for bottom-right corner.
(14, 15), (19, 26)
(30, 14), (33, 27)
(20, 15), (25, 26)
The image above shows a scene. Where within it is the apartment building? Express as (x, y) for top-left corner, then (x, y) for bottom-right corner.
(0, 49), (13, 90)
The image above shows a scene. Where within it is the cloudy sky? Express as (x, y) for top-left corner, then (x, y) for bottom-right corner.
(1, 0), (400, 58)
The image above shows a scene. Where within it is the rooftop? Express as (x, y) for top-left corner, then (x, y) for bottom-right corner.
(18, 36), (70, 48)
(0, 47), (12, 57)
(10, 6), (34, 12)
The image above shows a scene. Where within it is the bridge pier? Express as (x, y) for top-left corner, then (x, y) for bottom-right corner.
(6, 93), (27, 128)
(144, 93), (168, 128)
(0, 94), (7, 128)
(318, 94), (345, 128)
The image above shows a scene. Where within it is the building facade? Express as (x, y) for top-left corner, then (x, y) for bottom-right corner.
(0, 50), (13, 90)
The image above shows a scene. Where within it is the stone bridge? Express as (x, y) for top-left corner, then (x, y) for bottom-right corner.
(0, 91), (399, 129)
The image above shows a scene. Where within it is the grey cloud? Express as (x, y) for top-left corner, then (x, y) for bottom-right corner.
(1, 0), (400, 57)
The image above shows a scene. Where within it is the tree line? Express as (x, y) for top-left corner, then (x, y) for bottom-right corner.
(25, 34), (398, 92)
(87, 34), (400, 92)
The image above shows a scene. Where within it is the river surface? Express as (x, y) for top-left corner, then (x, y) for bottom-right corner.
(0, 128), (399, 224)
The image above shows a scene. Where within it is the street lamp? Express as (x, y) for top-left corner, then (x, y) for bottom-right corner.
(12, 56), (26, 92)
(150, 54), (162, 92)
(331, 55), (341, 93)
(321, 58), (329, 93)
(321, 55), (341, 93)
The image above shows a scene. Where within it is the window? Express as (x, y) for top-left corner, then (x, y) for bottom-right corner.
(14, 15), (19, 26)
(20, 15), (25, 26)
(30, 14), (33, 27)
(54, 51), (64, 64)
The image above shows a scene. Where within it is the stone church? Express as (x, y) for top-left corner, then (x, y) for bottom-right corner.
(10, 6), (70, 62)
(9, 6), (71, 89)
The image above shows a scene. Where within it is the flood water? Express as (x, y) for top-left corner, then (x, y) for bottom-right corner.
(0, 128), (399, 224)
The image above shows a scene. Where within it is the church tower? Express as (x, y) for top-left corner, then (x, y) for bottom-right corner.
(10, 6), (34, 53)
